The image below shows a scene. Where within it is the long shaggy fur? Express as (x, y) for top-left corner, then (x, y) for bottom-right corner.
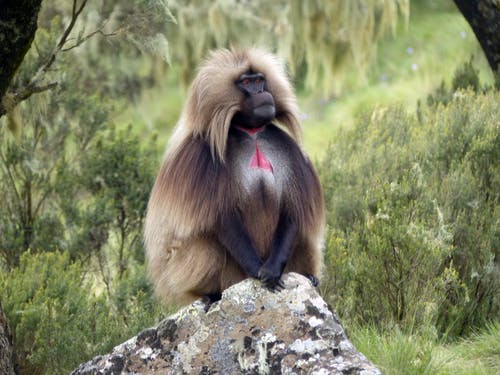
(144, 48), (324, 305)
(170, 48), (302, 162)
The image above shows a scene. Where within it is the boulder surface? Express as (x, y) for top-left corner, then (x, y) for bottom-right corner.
(72, 273), (380, 374)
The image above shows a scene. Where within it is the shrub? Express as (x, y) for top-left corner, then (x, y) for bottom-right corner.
(319, 87), (499, 337)
(0, 252), (164, 374)
(65, 126), (157, 288)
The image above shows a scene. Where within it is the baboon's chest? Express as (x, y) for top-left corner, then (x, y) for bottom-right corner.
(229, 126), (288, 203)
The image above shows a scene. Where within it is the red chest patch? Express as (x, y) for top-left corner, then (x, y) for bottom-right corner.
(236, 126), (274, 173)
(250, 143), (273, 172)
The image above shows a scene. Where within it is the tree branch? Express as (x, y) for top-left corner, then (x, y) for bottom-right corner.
(0, 0), (118, 119)
(24, 0), (89, 95)
(62, 27), (122, 52)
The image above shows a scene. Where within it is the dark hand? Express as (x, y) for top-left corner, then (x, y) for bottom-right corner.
(258, 265), (285, 291)
(306, 274), (319, 287)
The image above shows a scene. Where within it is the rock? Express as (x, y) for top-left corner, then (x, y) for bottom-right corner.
(0, 301), (15, 375)
(72, 273), (380, 374)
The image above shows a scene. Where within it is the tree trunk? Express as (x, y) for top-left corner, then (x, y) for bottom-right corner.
(0, 0), (43, 105)
(452, 0), (500, 73)
(0, 302), (15, 375)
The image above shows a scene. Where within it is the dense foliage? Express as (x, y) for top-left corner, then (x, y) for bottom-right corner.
(319, 71), (499, 338)
(0, 252), (162, 374)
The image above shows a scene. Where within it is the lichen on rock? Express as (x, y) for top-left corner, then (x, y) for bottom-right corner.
(72, 273), (380, 375)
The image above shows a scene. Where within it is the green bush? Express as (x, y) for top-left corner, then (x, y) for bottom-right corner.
(0, 252), (164, 374)
(319, 87), (499, 337)
(0, 103), (162, 373)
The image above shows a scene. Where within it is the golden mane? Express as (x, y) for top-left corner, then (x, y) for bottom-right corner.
(174, 48), (302, 162)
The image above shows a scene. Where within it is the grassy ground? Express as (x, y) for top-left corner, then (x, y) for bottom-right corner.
(350, 323), (500, 374)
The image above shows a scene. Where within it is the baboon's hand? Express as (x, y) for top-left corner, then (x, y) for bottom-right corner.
(258, 266), (285, 291)
(306, 274), (319, 287)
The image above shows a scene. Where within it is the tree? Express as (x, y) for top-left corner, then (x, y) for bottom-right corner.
(452, 0), (500, 74)
(0, 0), (43, 109)
(0, 0), (169, 268)
(167, 0), (409, 96)
(0, 0), (173, 121)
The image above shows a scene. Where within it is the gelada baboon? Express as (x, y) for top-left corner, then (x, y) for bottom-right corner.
(144, 48), (324, 305)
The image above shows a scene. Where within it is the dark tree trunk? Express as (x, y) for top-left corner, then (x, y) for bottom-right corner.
(0, 0), (43, 102)
(0, 302), (15, 375)
(452, 0), (500, 73)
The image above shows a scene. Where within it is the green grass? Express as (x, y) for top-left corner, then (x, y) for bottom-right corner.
(349, 323), (500, 374)
(438, 323), (500, 374)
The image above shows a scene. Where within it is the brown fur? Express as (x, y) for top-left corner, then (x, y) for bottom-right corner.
(144, 48), (324, 305)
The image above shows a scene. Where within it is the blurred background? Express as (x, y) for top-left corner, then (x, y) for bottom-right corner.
(0, 0), (498, 373)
